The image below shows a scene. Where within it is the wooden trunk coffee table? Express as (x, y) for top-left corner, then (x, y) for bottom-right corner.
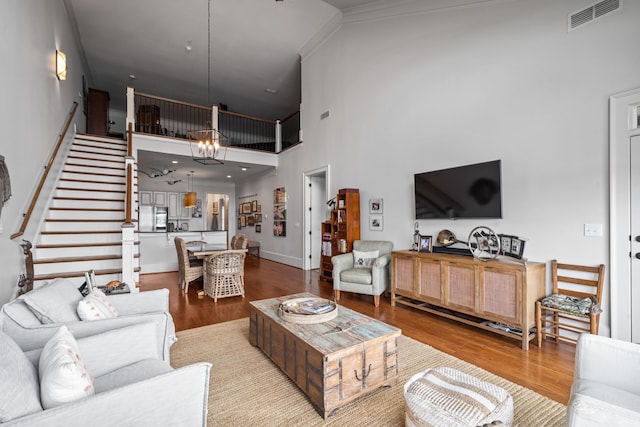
(249, 293), (401, 419)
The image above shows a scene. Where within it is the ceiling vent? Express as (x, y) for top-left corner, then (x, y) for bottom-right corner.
(569, 0), (621, 31)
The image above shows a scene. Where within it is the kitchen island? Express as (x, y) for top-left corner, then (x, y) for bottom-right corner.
(139, 230), (228, 273)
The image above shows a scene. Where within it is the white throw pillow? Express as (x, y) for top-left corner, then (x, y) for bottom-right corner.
(20, 279), (83, 324)
(39, 326), (94, 409)
(353, 250), (379, 268)
(77, 289), (119, 321)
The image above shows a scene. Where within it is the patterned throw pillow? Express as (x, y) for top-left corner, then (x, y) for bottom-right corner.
(77, 289), (119, 321)
(353, 250), (379, 269)
(39, 326), (95, 409)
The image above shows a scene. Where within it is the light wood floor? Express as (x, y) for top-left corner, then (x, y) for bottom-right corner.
(140, 256), (575, 405)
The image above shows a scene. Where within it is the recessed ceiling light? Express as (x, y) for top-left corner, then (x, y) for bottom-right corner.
(241, 167), (248, 171)
(129, 74), (136, 79)
(226, 175), (232, 179)
(171, 160), (178, 164)
(265, 88), (277, 94)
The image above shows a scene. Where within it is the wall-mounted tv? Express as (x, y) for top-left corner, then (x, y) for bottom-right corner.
(414, 160), (502, 219)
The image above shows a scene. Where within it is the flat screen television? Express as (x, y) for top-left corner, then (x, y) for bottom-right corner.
(414, 160), (502, 219)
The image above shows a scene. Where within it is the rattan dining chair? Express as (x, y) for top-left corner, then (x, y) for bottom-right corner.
(535, 260), (605, 346)
(174, 237), (203, 293)
(203, 250), (246, 302)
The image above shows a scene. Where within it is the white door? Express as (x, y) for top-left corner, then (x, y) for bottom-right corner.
(303, 166), (329, 270)
(631, 135), (640, 343)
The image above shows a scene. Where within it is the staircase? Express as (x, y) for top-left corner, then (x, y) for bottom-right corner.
(31, 134), (140, 287)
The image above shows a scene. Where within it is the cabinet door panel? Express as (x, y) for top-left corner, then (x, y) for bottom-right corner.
(482, 269), (521, 324)
(154, 191), (166, 206)
(393, 257), (414, 294)
(167, 192), (179, 218)
(447, 264), (476, 311)
(418, 260), (441, 301)
(139, 191), (152, 206)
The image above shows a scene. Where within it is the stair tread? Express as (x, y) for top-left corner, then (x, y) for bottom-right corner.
(63, 170), (128, 178)
(72, 142), (127, 153)
(67, 155), (124, 164)
(41, 230), (138, 235)
(65, 162), (126, 172)
(34, 267), (141, 282)
(53, 196), (127, 202)
(60, 178), (126, 185)
(45, 219), (134, 222)
(56, 186), (126, 194)
(34, 254), (140, 264)
(49, 207), (125, 212)
(75, 135), (128, 146)
(37, 242), (140, 249)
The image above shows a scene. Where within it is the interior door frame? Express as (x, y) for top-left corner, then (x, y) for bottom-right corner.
(610, 87), (640, 341)
(302, 165), (330, 271)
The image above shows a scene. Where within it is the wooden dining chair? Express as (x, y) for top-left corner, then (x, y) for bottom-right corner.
(535, 260), (605, 346)
(174, 237), (203, 293)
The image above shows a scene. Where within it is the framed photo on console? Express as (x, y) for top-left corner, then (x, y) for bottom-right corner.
(499, 234), (526, 259)
(419, 235), (433, 253)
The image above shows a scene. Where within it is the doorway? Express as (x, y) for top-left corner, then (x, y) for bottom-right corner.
(610, 88), (640, 342)
(303, 166), (330, 271)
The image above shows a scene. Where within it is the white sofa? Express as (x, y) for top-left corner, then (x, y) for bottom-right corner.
(0, 279), (176, 361)
(0, 322), (210, 426)
(567, 333), (640, 426)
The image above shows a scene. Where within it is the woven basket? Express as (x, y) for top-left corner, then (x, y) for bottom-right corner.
(278, 297), (338, 324)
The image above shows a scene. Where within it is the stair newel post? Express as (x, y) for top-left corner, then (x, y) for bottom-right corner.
(121, 149), (136, 289)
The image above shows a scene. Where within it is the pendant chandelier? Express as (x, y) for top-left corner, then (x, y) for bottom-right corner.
(183, 171), (197, 208)
(188, 0), (228, 165)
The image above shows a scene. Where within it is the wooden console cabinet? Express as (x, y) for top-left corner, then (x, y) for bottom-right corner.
(391, 250), (546, 350)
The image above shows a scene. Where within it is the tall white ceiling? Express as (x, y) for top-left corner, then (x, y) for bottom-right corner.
(66, 0), (348, 120)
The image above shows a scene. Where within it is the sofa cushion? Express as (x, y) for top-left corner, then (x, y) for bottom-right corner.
(77, 289), (119, 321)
(93, 359), (173, 393)
(0, 331), (43, 422)
(20, 278), (83, 324)
(353, 250), (378, 268)
(341, 267), (373, 285)
(39, 326), (95, 409)
(573, 379), (640, 412)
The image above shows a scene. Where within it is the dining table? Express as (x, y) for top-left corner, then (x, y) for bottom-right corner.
(185, 242), (228, 259)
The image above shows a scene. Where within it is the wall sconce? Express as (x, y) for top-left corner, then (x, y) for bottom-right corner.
(56, 50), (67, 80)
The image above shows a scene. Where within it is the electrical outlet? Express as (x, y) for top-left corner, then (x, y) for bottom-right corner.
(584, 223), (603, 237)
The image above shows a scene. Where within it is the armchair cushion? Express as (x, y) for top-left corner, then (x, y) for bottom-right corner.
(20, 279), (82, 324)
(341, 267), (373, 285)
(39, 326), (94, 409)
(353, 250), (379, 268)
(0, 331), (42, 422)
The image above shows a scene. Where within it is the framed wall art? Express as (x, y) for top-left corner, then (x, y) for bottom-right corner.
(255, 224), (261, 233)
(369, 215), (383, 231)
(369, 198), (383, 214)
(252, 200), (258, 212)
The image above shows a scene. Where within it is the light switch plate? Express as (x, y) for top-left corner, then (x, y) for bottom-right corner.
(584, 223), (603, 237)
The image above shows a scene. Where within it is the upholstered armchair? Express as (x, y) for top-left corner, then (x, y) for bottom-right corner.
(331, 240), (393, 307)
(566, 333), (640, 426)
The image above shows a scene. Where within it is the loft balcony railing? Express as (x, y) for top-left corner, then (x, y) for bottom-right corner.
(129, 89), (301, 153)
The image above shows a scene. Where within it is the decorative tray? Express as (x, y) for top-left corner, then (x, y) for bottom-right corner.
(278, 297), (338, 324)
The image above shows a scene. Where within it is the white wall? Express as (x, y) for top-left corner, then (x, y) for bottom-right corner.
(236, 0), (640, 336)
(0, 0), (87, 305)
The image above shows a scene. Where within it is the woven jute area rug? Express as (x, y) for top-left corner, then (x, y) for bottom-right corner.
(170, 318), (566, 426)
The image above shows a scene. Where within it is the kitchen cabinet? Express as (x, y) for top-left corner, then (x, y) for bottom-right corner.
(153, 191), (167, 207)
(139, 191), (152, 206)
(167, 192), (179, 219)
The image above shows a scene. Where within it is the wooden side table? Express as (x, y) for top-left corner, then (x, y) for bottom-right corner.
(247, 240), (260, 258)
